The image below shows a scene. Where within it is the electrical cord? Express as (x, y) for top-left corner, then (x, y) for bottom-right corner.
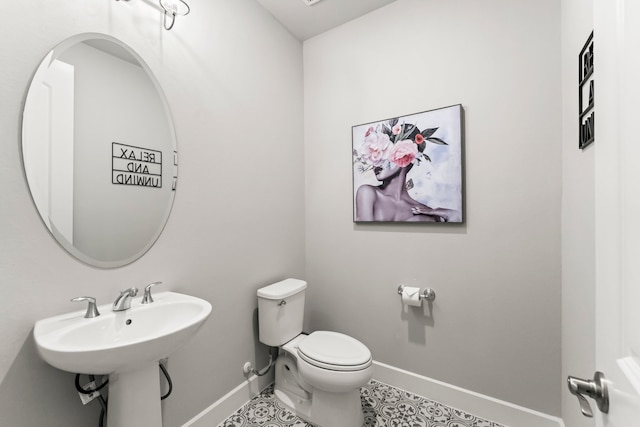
(160, 361), (173, 400)
(75, 361), (173, 427)
(96, 396), (106, 427)
(75, 374), (108, 394)
(75, 374), (108, 426)
(89, 375), (108, 427)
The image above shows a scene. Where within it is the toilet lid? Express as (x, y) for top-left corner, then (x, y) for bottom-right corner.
(297, 331), (372, 371)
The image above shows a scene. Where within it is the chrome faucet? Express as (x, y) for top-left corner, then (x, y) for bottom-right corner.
(113, 287), (139, 311)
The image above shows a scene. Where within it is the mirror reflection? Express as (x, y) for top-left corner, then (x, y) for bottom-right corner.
(21, 33), (178, 268)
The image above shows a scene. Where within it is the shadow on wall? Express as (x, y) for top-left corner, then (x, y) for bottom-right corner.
(252, 307), (272, 373)
(0, 330), (96, 426)
(400, 300), (435, 346)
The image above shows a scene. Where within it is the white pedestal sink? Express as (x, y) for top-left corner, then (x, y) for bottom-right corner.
(34, 291), (212, 427)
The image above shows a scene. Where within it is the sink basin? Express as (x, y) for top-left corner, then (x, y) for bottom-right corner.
(34, 291), (211, 374)
(34, 291), (211, 427)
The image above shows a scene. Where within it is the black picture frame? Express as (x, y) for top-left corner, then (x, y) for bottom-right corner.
(352, 105), (464, 223)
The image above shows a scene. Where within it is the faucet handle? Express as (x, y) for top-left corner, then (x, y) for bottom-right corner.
(142, 282), (162, 304)
(71, 296), (101, 318)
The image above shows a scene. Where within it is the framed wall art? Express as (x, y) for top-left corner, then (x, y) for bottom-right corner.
(352, 104), (463, 223)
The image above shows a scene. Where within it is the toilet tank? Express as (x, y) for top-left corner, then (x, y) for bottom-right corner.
(257, 278), (307, 346)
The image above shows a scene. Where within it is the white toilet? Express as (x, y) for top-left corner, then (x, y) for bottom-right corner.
(257, 278), (373, 427)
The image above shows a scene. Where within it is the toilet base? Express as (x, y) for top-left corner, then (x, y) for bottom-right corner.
(275, 385), (364, 427)
(274, 354), (365, 427)
(311, 388), (364, 427)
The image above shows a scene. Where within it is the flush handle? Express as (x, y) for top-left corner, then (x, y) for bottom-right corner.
(567, 371), (609, 417)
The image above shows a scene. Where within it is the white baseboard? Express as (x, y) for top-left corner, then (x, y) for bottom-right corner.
(182, 370), (274, 427)
(182, 360), (565, 427)
(373, 361), (565, 427)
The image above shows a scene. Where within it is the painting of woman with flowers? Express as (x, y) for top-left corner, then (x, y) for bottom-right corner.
(352, 105), (463, 223)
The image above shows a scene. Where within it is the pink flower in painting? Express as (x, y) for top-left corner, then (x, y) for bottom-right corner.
(392, 124), (402, 135)
(361, 132), (392, 167)
(389, 140), (418, 167)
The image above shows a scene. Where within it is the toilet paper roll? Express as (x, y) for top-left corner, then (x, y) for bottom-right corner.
(401, 286), (422, 307)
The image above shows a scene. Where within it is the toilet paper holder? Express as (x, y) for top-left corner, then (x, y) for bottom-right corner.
(397, 285), (436, 302)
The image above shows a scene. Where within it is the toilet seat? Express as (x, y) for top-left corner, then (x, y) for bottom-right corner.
(297, 331), (372, 371)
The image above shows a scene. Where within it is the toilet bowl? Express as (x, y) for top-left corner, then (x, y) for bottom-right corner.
(257, 279), (373, 427)
(296, 331), (372, 392)
(275, 333), (373, 427)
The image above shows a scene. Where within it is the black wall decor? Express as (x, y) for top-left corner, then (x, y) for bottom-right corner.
(112, 142), (163, 188)
(579, 31), (594, 149)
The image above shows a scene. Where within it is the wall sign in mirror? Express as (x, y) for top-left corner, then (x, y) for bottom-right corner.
(112, 142), (164, 188)
(579, 31), (594, 149)
(21, 33), (178, 268)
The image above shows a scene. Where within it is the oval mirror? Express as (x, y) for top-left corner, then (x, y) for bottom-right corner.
(21, 33), (178, 268)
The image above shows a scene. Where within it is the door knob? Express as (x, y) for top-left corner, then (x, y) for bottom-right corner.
(567, 371), (609, 417)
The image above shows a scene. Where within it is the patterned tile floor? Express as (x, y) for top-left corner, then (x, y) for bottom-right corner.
(218, 380), (508, 427)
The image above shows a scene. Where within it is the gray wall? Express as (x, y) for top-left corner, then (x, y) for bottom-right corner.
(303, 0), (562, 415)
(0, 1), (303, 426)
(561, 0), (596, 426)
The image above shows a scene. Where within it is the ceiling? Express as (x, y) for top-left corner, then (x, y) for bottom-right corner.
(255, 0), (398, 41)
